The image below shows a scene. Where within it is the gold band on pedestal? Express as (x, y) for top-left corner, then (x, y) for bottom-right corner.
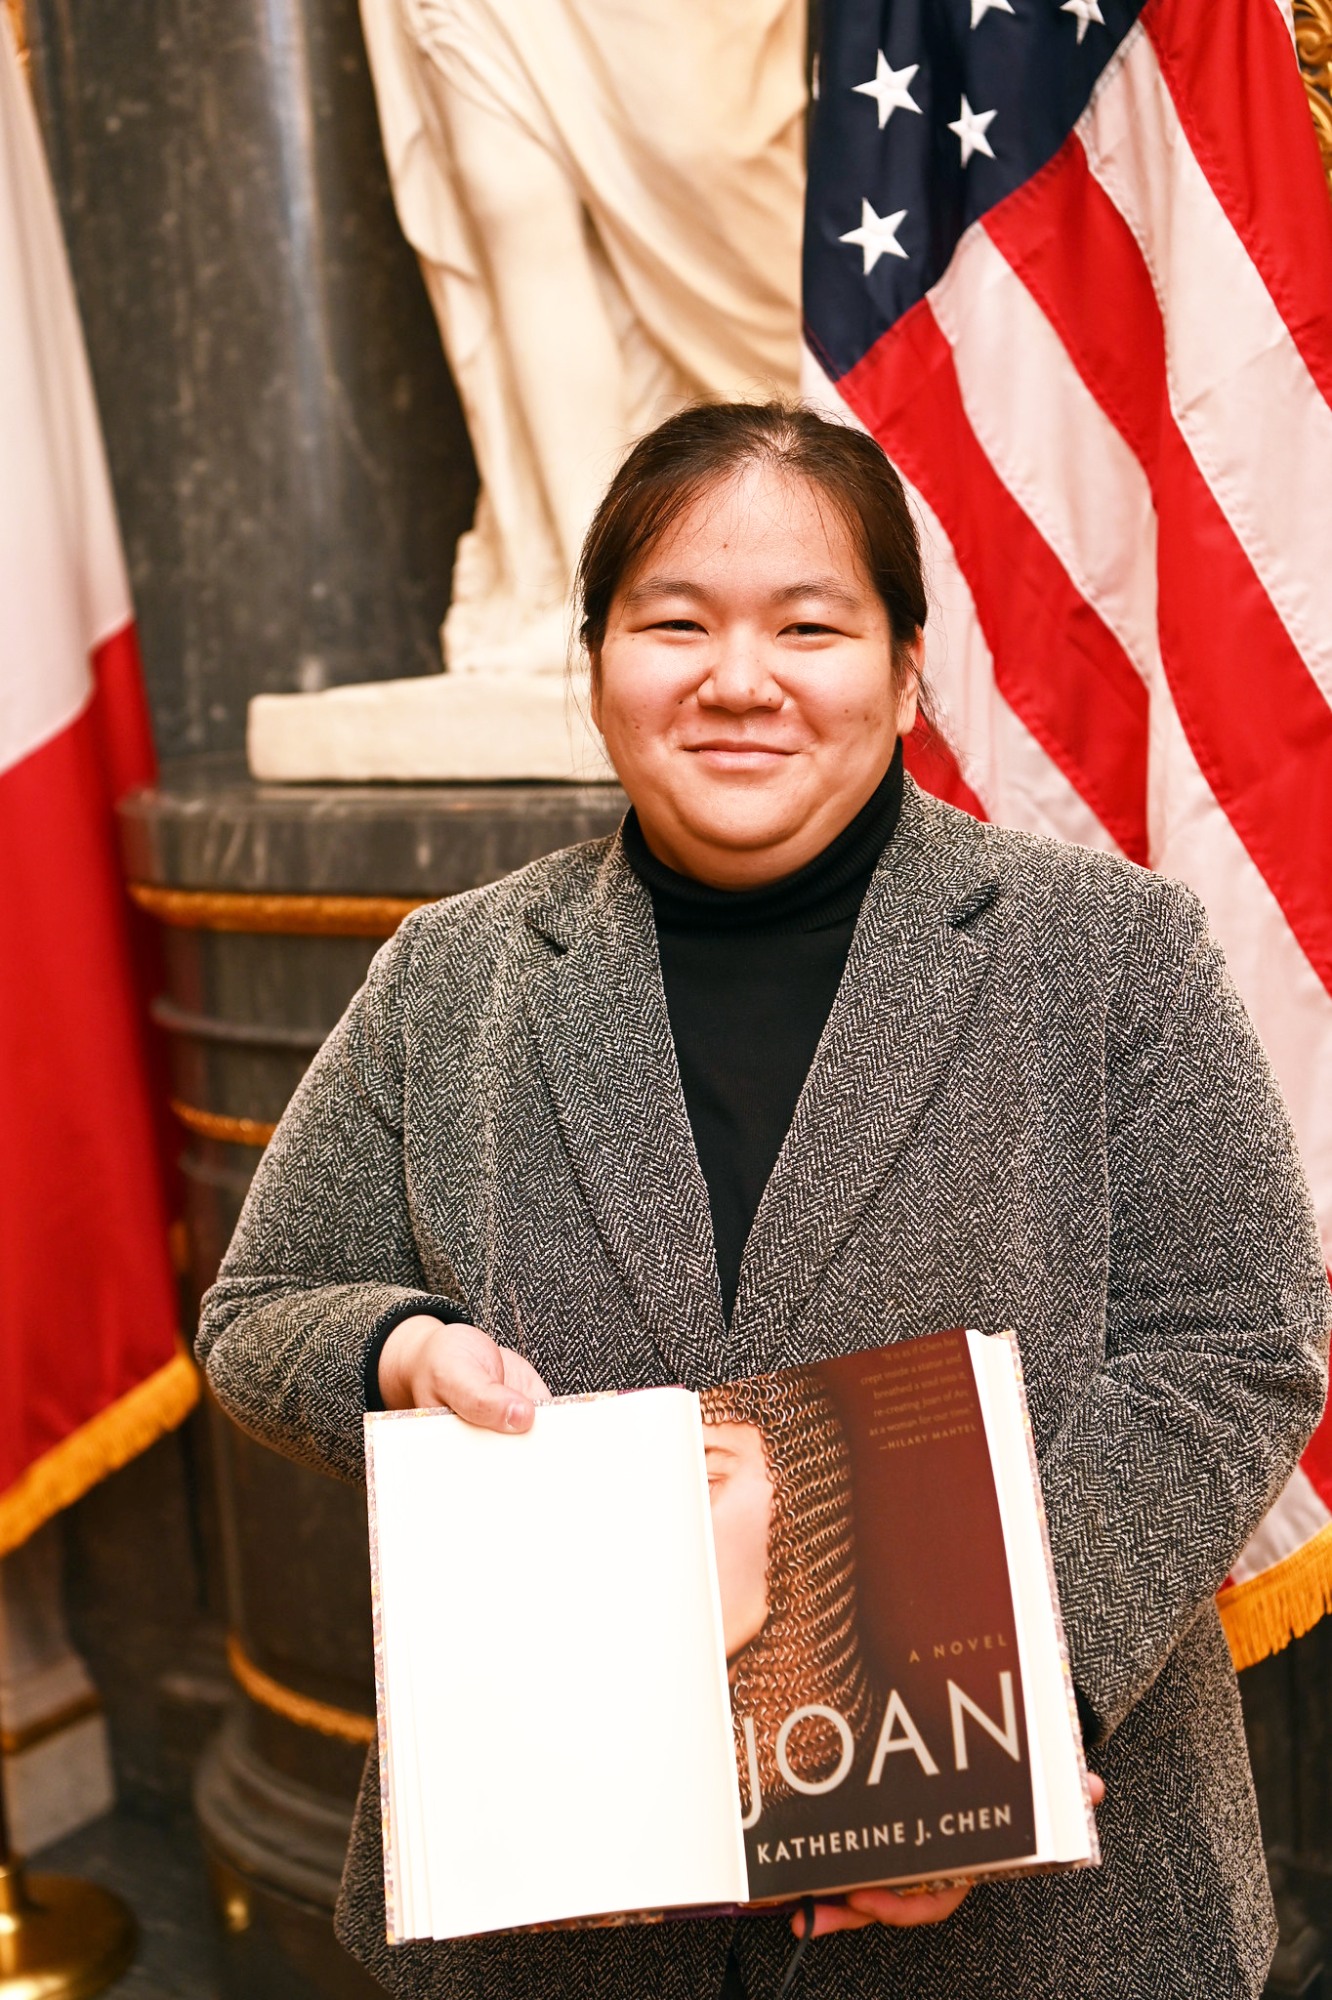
(225, 1635), (375, 1746)
(128, 883), (426, 939)
(169, 1101), (277, 1149)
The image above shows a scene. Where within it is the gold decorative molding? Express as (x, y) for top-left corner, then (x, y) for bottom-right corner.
(1296, 0), (1332, 190)
(128, 883), (427, 938)
(4, 0), (27, 65)
(226, 1635), (375, 1745)
(170, 1100), (278, 1149)
(0, 1690), (101, 1759)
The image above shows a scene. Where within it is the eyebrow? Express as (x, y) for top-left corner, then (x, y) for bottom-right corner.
(621, 574), (866, 611)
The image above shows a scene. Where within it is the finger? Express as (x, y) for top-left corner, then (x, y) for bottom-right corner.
(500, 1348), (554, 1405)
(1088, 1773), (1106, 1807)
(842, 1882), (972, 1928)
(792, 1900), (877, 1939)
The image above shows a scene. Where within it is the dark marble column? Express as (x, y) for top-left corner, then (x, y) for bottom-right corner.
(23, 0), (477, 760)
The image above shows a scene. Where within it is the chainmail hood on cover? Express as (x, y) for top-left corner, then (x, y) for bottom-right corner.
(701, 1368), (873, 1809)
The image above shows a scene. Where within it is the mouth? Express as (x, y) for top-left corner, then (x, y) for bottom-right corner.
(684, 741), (797, 765)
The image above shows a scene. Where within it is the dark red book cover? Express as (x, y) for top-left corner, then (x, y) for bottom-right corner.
(702, 1329), (1037, 1900)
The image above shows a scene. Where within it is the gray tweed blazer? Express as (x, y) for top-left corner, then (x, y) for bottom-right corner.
(198, 778), (1330, 2000)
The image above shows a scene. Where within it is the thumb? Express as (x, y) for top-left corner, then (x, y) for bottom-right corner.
(438, 1350), (538, 1434)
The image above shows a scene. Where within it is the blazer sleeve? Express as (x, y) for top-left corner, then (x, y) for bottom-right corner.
(195, 909), (467, 1484)
(1039, 873), (1330, 1746)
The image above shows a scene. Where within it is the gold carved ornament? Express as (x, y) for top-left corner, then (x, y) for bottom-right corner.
(1297, 0), (1332, 189)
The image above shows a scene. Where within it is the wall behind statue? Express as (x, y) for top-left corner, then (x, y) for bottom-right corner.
(24, 0), (478, 761)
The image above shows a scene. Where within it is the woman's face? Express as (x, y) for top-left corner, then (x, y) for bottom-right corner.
(705, 1421), (774, 1663)
(591, 461), (921, 889)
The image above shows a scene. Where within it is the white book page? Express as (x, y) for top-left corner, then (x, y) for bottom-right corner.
(966, 1332), (1095, 1867)
(370, 1419), (433, 1938)
(368, 1388), (747, 1939)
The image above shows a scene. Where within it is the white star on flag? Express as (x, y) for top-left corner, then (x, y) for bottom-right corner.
(970, 0), (1015, 25)
(1060, 0), (1106, 41)
(948, 95), (997, 167)
(839, 199), (909, 275)
(852, 52), (921, 130)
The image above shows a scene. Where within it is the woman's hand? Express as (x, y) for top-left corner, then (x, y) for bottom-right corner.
(792, 1773), (1107, 1937)
(378, 1316), (551, 1430)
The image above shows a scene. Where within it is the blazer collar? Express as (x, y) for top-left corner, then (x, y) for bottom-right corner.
(523, 837), (729, 1383)
(727, 781), (1000, 1373)
(521, 780), (1001, 1384)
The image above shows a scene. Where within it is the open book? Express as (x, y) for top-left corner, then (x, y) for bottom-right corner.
(365, 1328), (1099, 1942)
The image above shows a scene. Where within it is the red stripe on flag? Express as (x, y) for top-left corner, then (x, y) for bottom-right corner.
(986, 140), (1332, 997)
(1303, 1403), (1332, 1514)
(903, 714), (987, 821)
(1143, 0), (1332, 411)
(838, 301), (1149, 862)
(90, 622), (157, 800)
(0, 705), (178, 1492)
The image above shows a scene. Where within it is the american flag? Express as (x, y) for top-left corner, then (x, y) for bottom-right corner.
(801, 0), (1332, 1668)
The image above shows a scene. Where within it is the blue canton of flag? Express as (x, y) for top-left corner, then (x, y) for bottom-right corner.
(804, 0), (1147, 383)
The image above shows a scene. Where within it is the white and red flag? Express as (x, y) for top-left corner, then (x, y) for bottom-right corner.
(0, 13), (195, 1552)
(803, 0), (1332, 1667)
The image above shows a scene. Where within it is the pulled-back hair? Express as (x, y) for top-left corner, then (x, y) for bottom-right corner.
(576, 401), (928, 694)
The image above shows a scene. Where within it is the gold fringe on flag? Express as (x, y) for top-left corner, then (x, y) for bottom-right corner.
(1218, 1520), (1332, 1672)
(0, 1349), (200, 1557)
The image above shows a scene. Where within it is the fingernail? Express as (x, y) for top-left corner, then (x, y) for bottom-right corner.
(504, 1401), (526, 1431)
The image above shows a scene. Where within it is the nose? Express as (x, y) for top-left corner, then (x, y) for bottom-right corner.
(697, 634), (783, 713)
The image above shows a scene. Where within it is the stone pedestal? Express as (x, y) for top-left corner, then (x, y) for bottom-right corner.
(119, 764), (623, 1998)
(0, 1528), (114, 1855)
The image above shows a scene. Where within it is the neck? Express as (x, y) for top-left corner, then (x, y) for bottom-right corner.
(622, 742), (905, 933)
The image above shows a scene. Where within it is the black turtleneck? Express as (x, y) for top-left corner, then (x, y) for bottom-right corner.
(622, 742), (904, 1321)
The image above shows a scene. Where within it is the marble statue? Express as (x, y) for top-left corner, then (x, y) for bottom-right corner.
(248, 0), (805, 780)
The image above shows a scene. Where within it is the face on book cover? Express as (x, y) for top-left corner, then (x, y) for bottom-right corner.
(705, 1422), (773, 1663)
(590, 461), (921, 890)
(703, 1372), (877, 1809)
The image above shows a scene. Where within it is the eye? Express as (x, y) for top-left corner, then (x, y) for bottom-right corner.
(651, 617), (705, 633)
(783, 620), (837, 637)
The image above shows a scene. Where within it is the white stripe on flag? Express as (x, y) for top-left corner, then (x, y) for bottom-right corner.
(1080, 26), (1332, 718)
(930, 224), (1155, 692)
(800, 346), (1119, 850)
(1149, 693), (1332, 1248)
(906, 481), (1122, 853)
(0, 13), (130, 777)
(1230, 1465), (1332, 1585)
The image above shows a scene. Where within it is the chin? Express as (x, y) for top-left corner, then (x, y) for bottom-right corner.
(678, 786), (810, 854)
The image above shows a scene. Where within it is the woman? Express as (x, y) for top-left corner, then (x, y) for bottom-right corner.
(198, 403), (1329, 2000)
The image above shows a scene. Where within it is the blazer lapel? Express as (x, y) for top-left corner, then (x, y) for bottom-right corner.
(522, 839), (728, 1384)
(728, 784), (1002, 1373)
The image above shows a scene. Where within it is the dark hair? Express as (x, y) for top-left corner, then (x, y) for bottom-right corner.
(575, 401), (929, 697)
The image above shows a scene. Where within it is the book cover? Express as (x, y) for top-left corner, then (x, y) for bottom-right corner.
(366, 1327), (1096, 1940)
(705, 1330), (1044, 1900)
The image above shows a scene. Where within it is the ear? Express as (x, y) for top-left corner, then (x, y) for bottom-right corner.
(588, 653), (604, 734)
(893, 633), (924, 739)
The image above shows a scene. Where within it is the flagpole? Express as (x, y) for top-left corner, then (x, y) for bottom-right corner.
(0, 1751), (137, 1997)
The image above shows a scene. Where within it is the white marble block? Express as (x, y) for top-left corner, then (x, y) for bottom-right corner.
(248, 673), (614, 784)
